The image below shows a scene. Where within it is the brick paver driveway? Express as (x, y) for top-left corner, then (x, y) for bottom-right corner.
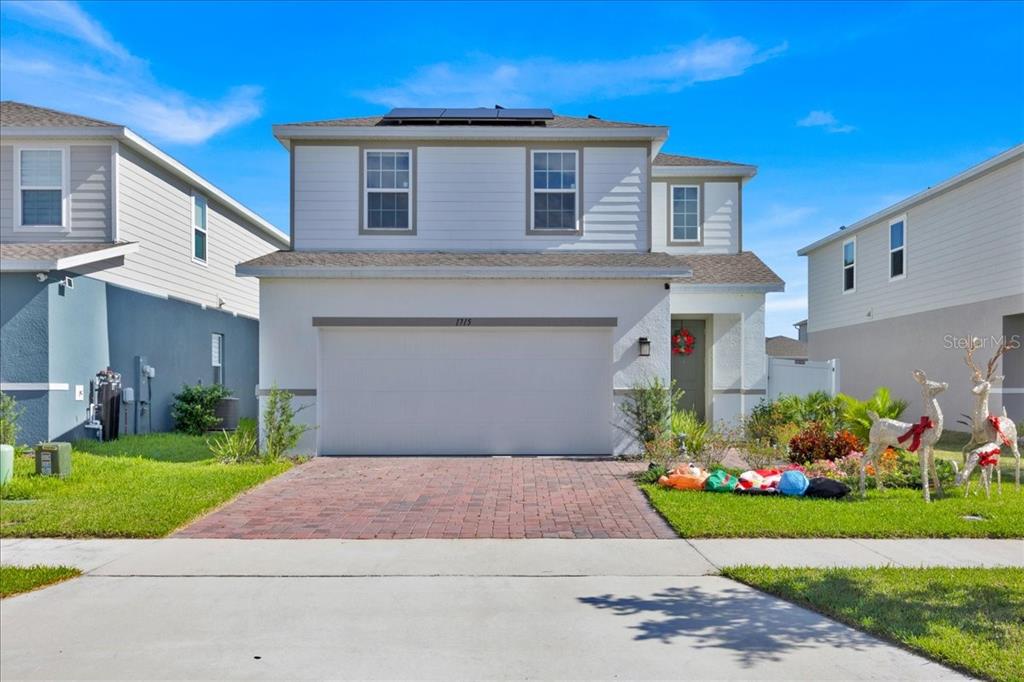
(176, 457), (676, 539)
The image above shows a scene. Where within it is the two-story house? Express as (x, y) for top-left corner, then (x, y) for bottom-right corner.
(239, 107), (783, 456)
(799, 144), (1023, 423)
(1, 102), (289, 444)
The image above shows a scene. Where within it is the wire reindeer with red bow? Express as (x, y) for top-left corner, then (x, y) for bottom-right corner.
(860, 370), (948, 502)
(957, 338), (1020, 493)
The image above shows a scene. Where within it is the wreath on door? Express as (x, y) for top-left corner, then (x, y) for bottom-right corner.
(672, 327), (697, 356)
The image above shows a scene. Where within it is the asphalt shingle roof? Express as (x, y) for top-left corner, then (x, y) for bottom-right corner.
(654, 152), (752, 168)
(0, 242), (127, 260)
(0, 101), (120, 128)
(766, 335), (808, 359)
(238, 250), (783, 287)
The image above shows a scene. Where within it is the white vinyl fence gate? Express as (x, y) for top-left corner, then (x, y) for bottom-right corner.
(766, 357), (840, 399)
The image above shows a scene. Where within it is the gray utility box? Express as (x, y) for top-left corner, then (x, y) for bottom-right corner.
(35, 442), (72, 478)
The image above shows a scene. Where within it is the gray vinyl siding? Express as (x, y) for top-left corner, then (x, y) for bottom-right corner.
(805, 156), (1024, 333)
(92, 145), (273, 319)
(0, 143), (112, 242)
(68, 145), (112, 240)
(0, 146), (12, 235)
(293, 144), (649, 251)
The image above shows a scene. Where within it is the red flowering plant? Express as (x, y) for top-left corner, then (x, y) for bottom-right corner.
(672, 328), (696, 356)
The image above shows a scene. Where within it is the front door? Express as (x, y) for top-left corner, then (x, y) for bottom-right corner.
(671, 319), (706, 420)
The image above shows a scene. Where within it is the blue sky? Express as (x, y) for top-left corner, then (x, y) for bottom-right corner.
(2, 1), (1022, 336)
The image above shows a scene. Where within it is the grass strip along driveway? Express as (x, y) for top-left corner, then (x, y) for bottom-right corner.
(0, 434), (291, 538)
(723, 566), (1024, 682)
(641, 484), (1023, 538)
(0, 564), (81, 598)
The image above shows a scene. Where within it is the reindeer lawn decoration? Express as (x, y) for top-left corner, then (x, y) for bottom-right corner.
(860, 370), (947, 502)
(961, 339), (1020, 490)
(957, 443), (1002, 498)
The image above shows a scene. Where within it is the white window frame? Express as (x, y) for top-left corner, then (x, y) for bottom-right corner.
(529, 149), (580, 234)
(363, 148), (413, 233)
(842, 236), (856, 294)
(14, 144), (70, 233)
(191, 191), (208, 265)
(888, 215), (907, 281)
(669, 184), (702, 243)
(211, 333), (224, 385)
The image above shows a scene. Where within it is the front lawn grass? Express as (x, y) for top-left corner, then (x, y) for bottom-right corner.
(0, 433), (291, 537)
(640, 483), (1023, 537)
(722, 566), (1024, 682)
(1, 564), (81, 598)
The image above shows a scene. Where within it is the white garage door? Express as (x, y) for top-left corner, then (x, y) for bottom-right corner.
(317, 325), (613, 455)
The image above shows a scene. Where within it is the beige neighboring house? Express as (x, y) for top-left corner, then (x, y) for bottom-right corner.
(798, 144), (1024, 423)
(766, 335), (808, 361)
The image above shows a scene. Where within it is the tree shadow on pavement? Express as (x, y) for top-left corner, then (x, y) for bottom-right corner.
(578, 582), (883, 668)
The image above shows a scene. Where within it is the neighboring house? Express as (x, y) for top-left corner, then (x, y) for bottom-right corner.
(794, 318), (807, 343)
(0, 102), (289, 444)
(239, 107), (783, 456)
(766, 335), (807, 360)
(798, 144), (1023, 423)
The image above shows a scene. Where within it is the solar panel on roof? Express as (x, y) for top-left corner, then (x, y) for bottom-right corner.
(497, 108), (554, 120)
(440, 108), (499, 119)
(381, 107), (555, 124)
(384, 108), (445, 119)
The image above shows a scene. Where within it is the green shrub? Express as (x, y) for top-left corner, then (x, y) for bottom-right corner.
(670, 410), (709, 460)
(788, 423), (863, 464)
(206, 421), (259, 463)
(171, 384), (232, 436)
(884, 454), (957, 489)
(618, 377), (683, 455)
(0, 391), (24, 446)
(634, 463), (669, 484)
(262, 385), (312, 460)
(745, 399), (787, 443)
(838, 387), (909, 445)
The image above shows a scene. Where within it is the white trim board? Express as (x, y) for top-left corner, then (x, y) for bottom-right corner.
(0, 383), (70, 391)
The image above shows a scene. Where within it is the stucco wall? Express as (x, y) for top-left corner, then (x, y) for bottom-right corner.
(0, 273), (50, 444)
(104, 284), (260, 433)
(1, 272), (261, 443)
(48, 274), (110, 441)
(258, 278), (671, 455)
(808, 293), (1024, 424)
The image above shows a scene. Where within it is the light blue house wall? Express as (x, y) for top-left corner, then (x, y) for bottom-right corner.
(1, 272), (260, 444)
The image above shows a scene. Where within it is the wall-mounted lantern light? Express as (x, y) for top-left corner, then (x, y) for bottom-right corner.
(638, 337), (651, 357)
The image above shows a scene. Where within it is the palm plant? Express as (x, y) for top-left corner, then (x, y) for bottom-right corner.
(669, 409), (709, 459)
(838, 387), (909, 445)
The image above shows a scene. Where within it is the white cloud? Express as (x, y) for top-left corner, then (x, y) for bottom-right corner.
(797, 110), (855, 134)
(4, 0), (133, 61)
(1, 1), (261, 144)
(359, 37), (787, 107)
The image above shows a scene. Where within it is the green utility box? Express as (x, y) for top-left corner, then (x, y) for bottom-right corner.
(35, 442), (72, 478)
(0, 444), (13, 485)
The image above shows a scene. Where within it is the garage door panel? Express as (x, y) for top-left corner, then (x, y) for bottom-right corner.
(319, 328), (612, 455)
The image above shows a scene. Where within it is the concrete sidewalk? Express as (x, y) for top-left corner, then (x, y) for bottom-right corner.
(3, 537), (1021, 575)
(0, 537), (981, 680)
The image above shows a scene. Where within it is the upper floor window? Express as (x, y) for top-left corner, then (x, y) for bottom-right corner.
(192, 193), (208, 263)
(842, 237), (856, 292)
(364, 150), (412, 231)
(18, 148), (66, 228)
(531, 150), (578, 232)
(671, 185), (700, 242)
(889, 216), (906, 280)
